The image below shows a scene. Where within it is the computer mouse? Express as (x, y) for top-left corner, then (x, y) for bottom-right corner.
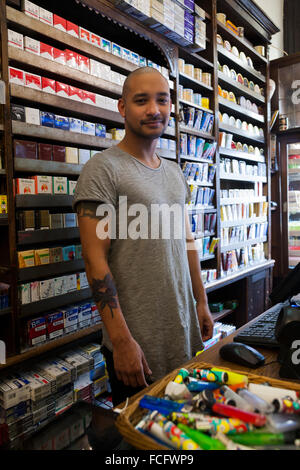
(219, 342), (265, 368)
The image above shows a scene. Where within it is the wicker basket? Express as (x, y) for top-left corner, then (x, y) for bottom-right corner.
(115, 361), (300, 450)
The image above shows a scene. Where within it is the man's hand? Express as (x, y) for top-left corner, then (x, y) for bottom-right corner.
(196, 302), (214, 342)
(113, 337), (152, 388)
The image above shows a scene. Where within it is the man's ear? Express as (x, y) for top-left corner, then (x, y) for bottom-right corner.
(118, 98), (125, 118)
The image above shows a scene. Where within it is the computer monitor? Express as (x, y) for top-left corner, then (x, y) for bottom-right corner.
(269, 262), (300, 305)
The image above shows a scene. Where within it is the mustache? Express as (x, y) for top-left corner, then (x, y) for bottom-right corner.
(141, 118), (164, 124)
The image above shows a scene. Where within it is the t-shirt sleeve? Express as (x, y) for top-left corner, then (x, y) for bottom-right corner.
(72, 155), (118, 212)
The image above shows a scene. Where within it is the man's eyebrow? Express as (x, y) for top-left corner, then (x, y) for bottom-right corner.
(132, 92), (170, 99)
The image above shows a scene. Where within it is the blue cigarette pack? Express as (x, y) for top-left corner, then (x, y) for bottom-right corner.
(112, 43), (121, 57)
(81, 121), (95, 136)
(62, 245), (75, 261)
(54, 115), (70, 131)
(101, 38), (111, 53)
(121, 48), (131, 61)
(40, 111), (55, 128)
(95, 123), (106, 137)
(69, 118), (82, 133)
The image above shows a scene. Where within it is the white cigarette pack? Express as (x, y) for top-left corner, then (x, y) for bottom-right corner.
(54, 276), (67, 296)
(78, 149), (90, 165)
(95, 94), (106, 108)
(37, 361), (71, 388)
(65, 147), (79, 164)
(8, 29), (24, 49)
(0, 376), (31, 409)
(34, 175), (52, 194)
(16, 177), (35, 194)
(22, 0), (39, 20)
(18, 371), (52, 401)
(39, 278), (55, 300)
(20, 283), (31, 304)
(98, 63), (111, 81)
(39, 7), (53, 26)
(89, 59), (101, 78)
(25, 107), (40, 125)
(53, 176), (68, 194)
(65, 273), (77, 292)
(63, 306), (79, 335)
(30, 281), (40, 302)
(68, 180), (77, 195)
(24, 36), (40, 55)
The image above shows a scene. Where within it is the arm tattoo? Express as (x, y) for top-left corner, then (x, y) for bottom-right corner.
(76, 201), (106, 220)
(91, 274), (118, 319)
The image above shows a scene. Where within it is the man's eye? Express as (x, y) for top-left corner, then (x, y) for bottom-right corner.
(158, 98), (169, 104)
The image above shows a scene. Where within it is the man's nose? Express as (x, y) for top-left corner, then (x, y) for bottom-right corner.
(146, 99), (160, 115)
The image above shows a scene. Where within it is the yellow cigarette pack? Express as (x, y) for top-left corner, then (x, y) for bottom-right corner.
(18, 250), (35, 269)
(34, 248), (50, 266)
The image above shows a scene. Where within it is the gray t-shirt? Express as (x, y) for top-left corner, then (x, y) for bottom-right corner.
(73, 146), (203, 381)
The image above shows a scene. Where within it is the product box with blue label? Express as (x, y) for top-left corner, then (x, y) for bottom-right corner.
(27, 316), (47, 347)
(121, 48), (131, 61)
(101, 38), (111, 52)
(112, 43), (121, 57)
(40, 111), (55, 128)
(78, 302), (92, 328)
(81, 121), (95, 136)
(62, 245), (75, 262)
(63, 306), (79, 334)
(95, 123), (106, 138)
(69, 118), (82, 133)
(54, 115), (70, 131)
(46, 311), (64, 340)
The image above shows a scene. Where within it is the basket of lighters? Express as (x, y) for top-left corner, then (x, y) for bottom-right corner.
(115, 361), (300, 450)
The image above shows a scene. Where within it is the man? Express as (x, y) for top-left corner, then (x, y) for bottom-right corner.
(73, 67), (214, 406)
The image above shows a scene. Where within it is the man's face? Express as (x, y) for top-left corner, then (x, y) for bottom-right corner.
(118, 71), (172, 140)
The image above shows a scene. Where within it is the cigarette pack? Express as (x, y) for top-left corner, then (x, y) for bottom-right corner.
(22, 0), (39, 19)
(25, 72), (42, 90)
(55, 82), (69, 99)
(79, 27), (91, 42)
(54, 277), (66, 296)
(53, 176), (68, 194)
(34, 175), (52, 194)
(40, 42), (53, 60)
(54, 115), (70, 131)
(95, 94), (105, 108)
(95, 123), (106, 138)
(40, 111), (55, 128)
(9, 67), (25, 86)
(101, 38), (111, 52)
(34, 248), (50, 266)
(66, 21), (79, 38)
(64, 273), (77, 290)
(112, 43), (121, 57)
(24, 36), (40, 55)
(18, 249), (35, 268)
(20, 371), (53, 401)
(91, 303), (101, 324)
(53, 48), (66, 65)
(75, 245), (82, 259)
(25, 106), (40, 125)
(46, 312), (65, 340)
(81, 121), (95, 136)
(38, 143), (52, 161)
(63, 213), (77, 227)
(130, 52), (139, 65)
(90, 33), (101, 48)
(78, 149), (90, 165)
(65, 49), (78, 69)
(78, 302), (92, 328)
(14, 140), (37, 159)
(79, 272), (88, 288)
(39, 279), (54, 300)
(62, 246), (76, 262)
(98, 63), (111, 80)
(11, 104), (25, 122)
(53, 14), (67, 32)
(53, 145), (66, 162)
(65, 147), (79, 164)
(68, 86), (82, 102)
(49, 247), (63, 264)
(68, 180), (77, 195)
(89, 59), (100, 78)
(121, 48), (131, 61)
(81, 91), (96, 106)
(0, 376), (31, 409)
(32, 404), (55, 424)
(39, 7), (53, 26)
(41, 77), (56, 94)
(0, 195), (8, 214)
(16, 178), (35, 195)
(30, 281), (40, 302)
(49, 213), (63, 229)
(63, 306), (79, 334)
(69, 118), (82, 133)
(27, 316), (47, 347)
(8, 29), (24, 49)
(60, 350), (93, 376)
(20, 283), (31, 304)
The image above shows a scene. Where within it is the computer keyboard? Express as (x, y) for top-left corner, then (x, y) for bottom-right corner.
(234, 302), (287, 348)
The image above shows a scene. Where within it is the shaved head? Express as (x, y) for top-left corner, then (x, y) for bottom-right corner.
(122, 67), (169, 100)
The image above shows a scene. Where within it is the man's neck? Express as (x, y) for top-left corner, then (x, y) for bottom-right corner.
(117, 135), (160, 168)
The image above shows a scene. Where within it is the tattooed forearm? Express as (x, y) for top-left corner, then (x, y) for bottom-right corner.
(91, 274), (118, 319)
(76, 201), (106, 220)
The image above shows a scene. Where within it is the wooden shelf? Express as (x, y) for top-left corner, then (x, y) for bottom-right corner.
(219, 122), (265, 144)
(217, 45), (266, 84)
(8, 46), (122, 98)
(217, 21), (268, 65)
(179, 72), (214, 92)
(220, 172), (267, 183)
(6, 6), (136, 75)
(218, 97), (265, 124)
(219, 147), (265, 163)
(12, 121), (119, 149)
(221, 237), (267, 253)
(15, 157), (84, 177)
(179, 125), (215, 140)
(16, 194), (74, 208)
(20, 287), (92, 318)
(179, 99), (214, 114)
(18, 259), (85, 282)
(218, 71), (265, 103)
(10, 84), (124, 124)
(17, 227), (80, 246)
(0, 323), (102, 370)
(221, 216), (267, 228)
(211, 308), (233, 322)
